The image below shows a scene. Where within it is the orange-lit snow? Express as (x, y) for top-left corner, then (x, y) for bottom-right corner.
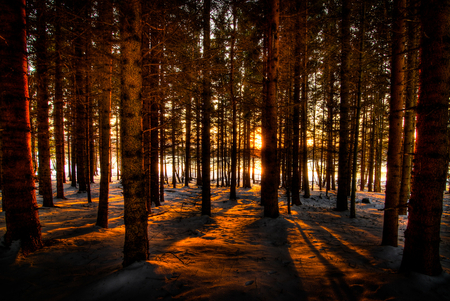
(0, 179), (449, 300)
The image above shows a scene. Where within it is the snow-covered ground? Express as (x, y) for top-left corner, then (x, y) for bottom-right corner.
(1, 178), (449, 300)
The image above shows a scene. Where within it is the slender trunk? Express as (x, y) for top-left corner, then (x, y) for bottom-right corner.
(201, 0), (211, 216)
(230, 7), (237, 199)
(185, 96), (192, 187)
(36, 0), (53, 207)
(399, 0), (419, 216)
(97, 0), (113, 228)
(350, 2), (365, 218)
(54, 0), (65, 199)
(382, 0), (406, 247)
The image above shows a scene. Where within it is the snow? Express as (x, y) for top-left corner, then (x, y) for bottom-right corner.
(1, 179), (449, 300)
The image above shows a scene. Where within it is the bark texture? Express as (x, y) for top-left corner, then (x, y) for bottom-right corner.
(0, 0), (43, 255)
(400, 0), (450, 276)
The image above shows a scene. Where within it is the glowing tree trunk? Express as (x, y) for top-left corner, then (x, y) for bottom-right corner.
(400, 0), (450, 276)
(261, 0), (280, 218)
(120, 0), (149, 266)
(96, 0), (113, 228)
(0, 0), (43, 255)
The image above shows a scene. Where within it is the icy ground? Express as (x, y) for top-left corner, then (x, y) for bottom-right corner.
(1, 179), (449, 301)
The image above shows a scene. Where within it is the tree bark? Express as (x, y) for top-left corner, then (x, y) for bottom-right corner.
(120, 0), (149, 267)
(398, 0), (419, 216)
(0, 0), (43, 255)
(201, 0), (211, 216)
(382, 0), (406, 247)
(261, 0), (280, 218)
(97, 0), (113, 228)
(54, 0), (65, 199)
(400, 0), (450, 276)
(36, 0), (54, 207)
(336, 0), (351, 211)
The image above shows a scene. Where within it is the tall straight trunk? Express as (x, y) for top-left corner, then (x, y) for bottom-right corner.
(229, 3), (237, 199)
(301, 1), (310, 199)
(172, 99), (177, 188)
(367, 114), (375, 191)
(360, 107), (367, 191)
(291, 2), (301, 205)
(160, 101), (165, 203)
(74, 0), (86, 192)
(350, 2), (365, 218)
(374, 110), (383, 192)
(185, 96), (192, 187)
(336, 0), (351, 211)
(120, 0), (149, 267)
(399, 0), (419, 216)
(401, 0), (450, 275)
(142, 3), (151, 210)
(36, 0), (53, 207)
(261, 0), (280, 218)
(326, 66), (335, 194)
(150, 16), (160, 206)
(54, 0), (65, 199)
(97, 0), (113, 228)
(201, 0), (211, 216)
(196, 95), (202, 185)
(0, 0), (43, 254)
(382, 0), (406, 247)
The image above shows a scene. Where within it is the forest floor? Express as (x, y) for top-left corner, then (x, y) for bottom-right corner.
(1, 178), (450, 301)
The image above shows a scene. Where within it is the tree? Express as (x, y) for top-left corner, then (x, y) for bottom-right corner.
(96, 0), (113, 228)
(201, 0), (212, 216)
(400, 0), (450, 276)
(36, 0), (54, 207)
(261, 0), (279, 218)
(336, 0), (351, 211)
(54, 0), (65, 200)
(120, 0), (149, 266)
(0, 0), (43, 255)
(382, 0), (406, 247)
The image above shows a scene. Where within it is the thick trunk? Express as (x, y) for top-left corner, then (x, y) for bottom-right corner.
(401, 0), (450, 275)
(336, 0), (351, 211)
(120, 0), (149, 267)
(261, 0), (280, 218)
(0, 0), (43, 255)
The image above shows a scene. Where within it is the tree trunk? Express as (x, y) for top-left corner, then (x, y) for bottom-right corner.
(291, 1), (301, 205)
(54, 0), (65, 199)
(336, 0), (351, 211)
(97, 0), (113, 228)
(120, 0), (149, 267)
(398, 0), (419, 216)
(229, 3), (237, 200)
(382, 0), (406, 247)
(201, 0), (211, 216)
(261, 0), (280, 218)
(74, 0), (86, 192)
(185, 96), (192, 187)
(36, 0), (54, 207)
(400, 0), (450, 275)
(0, 0), (43, 255)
